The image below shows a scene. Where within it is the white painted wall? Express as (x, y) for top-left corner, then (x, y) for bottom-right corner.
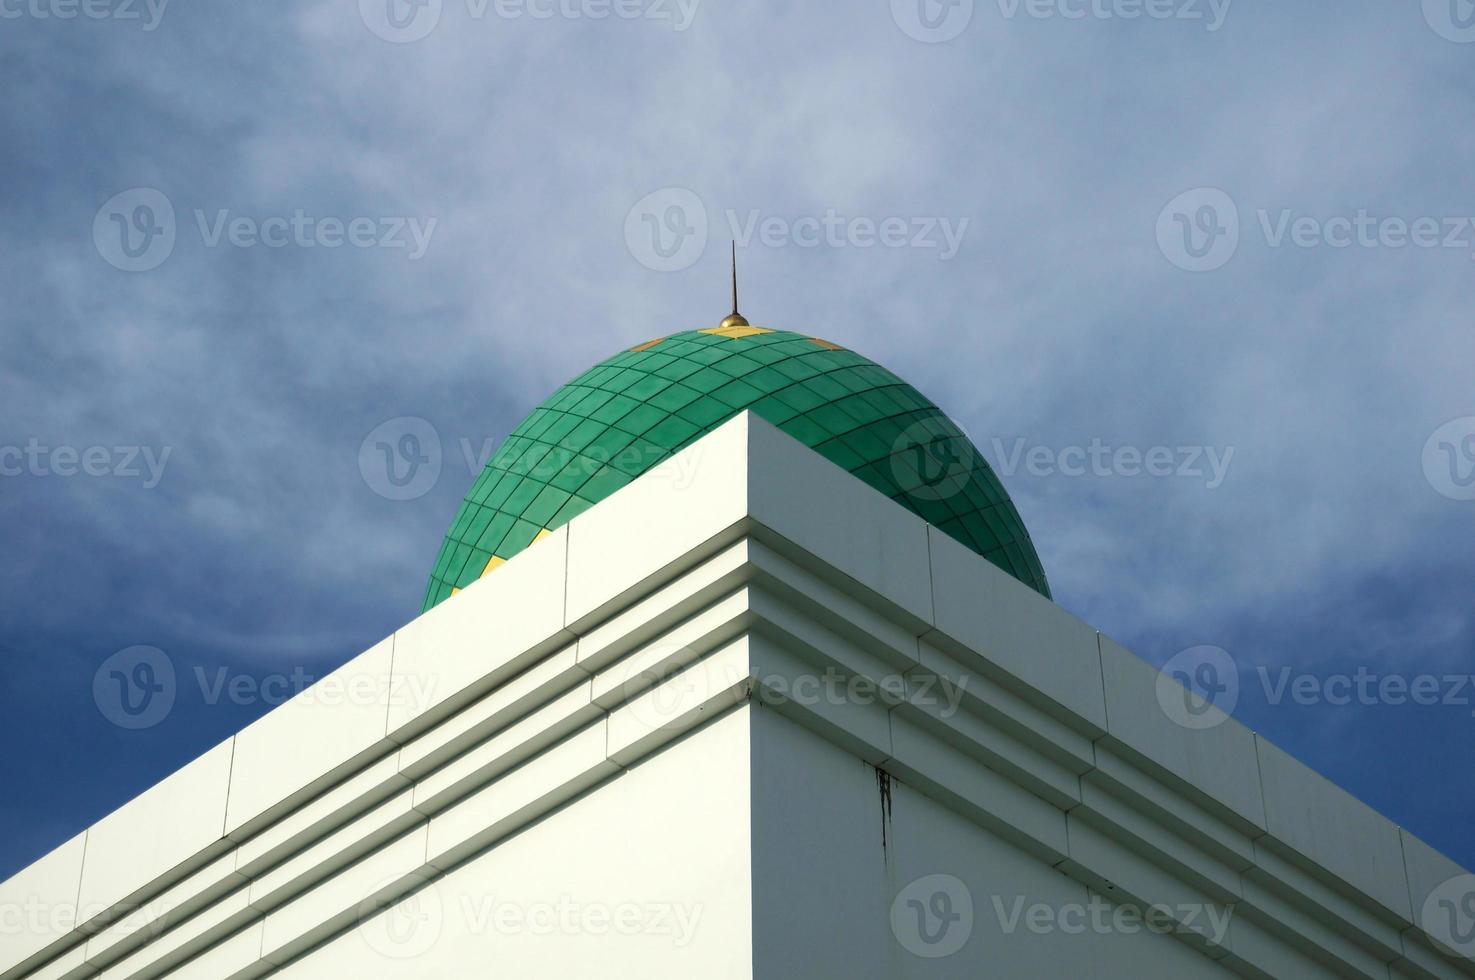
(750, 706), (1243, 979)
(276, 709), (753, 980)
(199, 706), (1257, 979)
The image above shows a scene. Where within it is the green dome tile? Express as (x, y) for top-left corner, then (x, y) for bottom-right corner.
(423, 328), (1050, 610)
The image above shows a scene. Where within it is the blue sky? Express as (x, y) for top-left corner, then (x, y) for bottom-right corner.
(1, 0), (1473, 886)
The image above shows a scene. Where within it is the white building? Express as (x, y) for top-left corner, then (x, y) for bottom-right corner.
(2, 413), (1472, 979)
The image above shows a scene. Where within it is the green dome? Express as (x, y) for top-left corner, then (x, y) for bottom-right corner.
(424, 326), (1049, 611)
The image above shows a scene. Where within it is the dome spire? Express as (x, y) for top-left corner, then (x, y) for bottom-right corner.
(718, 242), (749, 329)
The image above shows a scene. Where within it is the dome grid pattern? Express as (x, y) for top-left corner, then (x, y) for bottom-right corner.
(424, 329), (1049, 610)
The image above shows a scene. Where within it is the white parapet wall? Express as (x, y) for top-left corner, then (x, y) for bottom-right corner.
(1, 412), (1472, 979)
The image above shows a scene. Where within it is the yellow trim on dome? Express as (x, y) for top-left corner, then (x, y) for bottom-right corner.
(480, 555), (506, 577)
(630, 337), (665, 352)
(807, 337), (843, 350)
(699, 325), (773, 340)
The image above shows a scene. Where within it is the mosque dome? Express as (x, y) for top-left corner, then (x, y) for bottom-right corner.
(424, 323), (1049, 611)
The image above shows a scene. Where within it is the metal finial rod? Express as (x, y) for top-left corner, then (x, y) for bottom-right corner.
(717, 242), (750, 330)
